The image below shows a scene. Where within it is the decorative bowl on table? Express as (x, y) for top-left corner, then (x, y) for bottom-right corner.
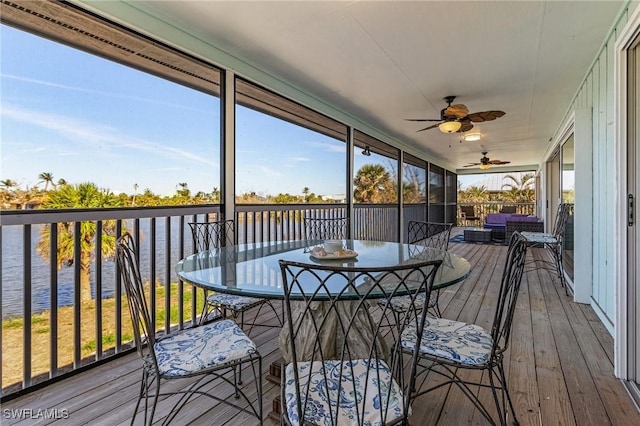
(309, 246), (358, 260)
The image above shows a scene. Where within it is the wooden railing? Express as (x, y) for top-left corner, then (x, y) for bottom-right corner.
(456, 202), (536, 225)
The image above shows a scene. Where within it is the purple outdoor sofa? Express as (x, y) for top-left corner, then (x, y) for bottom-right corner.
(483, 213), (543, 242)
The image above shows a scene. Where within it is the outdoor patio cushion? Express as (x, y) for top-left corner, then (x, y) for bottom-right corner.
(206, 293), (265, 311)
(520, 231), (557, 244)
(401, 317), (493, 366)
(380, 292), (437, 312)
(154, 319), (258, 378)
(486, 213), (538, 226)
(283, 358), (408, 426)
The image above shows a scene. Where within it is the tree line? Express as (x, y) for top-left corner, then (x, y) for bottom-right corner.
(457, 173), (536, 203)
(1, 163), (425, 210)
(1, 165), (406, 302)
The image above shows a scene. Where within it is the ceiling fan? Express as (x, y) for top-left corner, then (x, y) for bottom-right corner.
(406, 96), (506, 133)
(464, 152), (511, 170)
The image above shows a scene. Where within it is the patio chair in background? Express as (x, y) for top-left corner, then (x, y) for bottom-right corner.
(379, 221), (453, 320)
(401, 231), (528, 425)
(116, 233), (263, 425)
(459, 205), (481, 226)
(189, 220), (282, 330)
(520, 203), (572, 292)
(303, 216), (348, 241)
(278, 258), (442, 426)
(500, 205), (517, 214)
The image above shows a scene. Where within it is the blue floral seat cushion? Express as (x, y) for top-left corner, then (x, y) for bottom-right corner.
(520, 231), (557, 244)
(401, 317), (493, 366)
(154, 319), (257, 378)
(284, 358), (408, 426)
(206, 293), (265, 311)
(380, 292), (437, 312)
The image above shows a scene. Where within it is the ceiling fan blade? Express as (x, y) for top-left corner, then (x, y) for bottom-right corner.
(467, 110), (506, 122)
(488, 160), (511, 165)
(457, 120), (474, 133)
(444, 104), (469, 118)
(404, 118), (442, 122)
(463, 163), (481, 167)
(416, 123), (441, 132)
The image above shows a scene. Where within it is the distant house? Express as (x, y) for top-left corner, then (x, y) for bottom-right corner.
(322, 194), (347, 203)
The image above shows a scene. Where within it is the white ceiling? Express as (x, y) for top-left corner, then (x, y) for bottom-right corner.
(122, 1), (622, 173)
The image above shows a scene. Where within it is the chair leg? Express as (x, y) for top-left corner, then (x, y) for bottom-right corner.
(431, 290), (442, 318)
(549, 244), (566, 292)
(131, 371), (145, 426)
(147, 375), (161, 426)
(498, 362), (520, 426)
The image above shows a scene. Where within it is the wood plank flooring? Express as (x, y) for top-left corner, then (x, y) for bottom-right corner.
(3, 230), (638, 425)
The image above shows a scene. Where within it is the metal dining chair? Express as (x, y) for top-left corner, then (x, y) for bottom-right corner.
(459, 205), (481, 226)
(116, 232), (263, 425)
(303, 216), (348, 241)
(401, 231), (528, 425)
(520, 203), (572, 292)
(188, 220), (282, 331)
(278, 258), (442, 426)
(379, 221), (453, 320)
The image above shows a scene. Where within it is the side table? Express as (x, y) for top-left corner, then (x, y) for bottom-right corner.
(464, 228), (493, 243)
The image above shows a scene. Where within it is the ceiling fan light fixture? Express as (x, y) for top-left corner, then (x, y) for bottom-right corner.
(479, 163), (491, 170)
(438, 120), (461, 133)
(463, 133), (481, 142)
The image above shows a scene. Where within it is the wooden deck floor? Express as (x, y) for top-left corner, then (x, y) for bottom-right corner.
(3, 231), (639, 425)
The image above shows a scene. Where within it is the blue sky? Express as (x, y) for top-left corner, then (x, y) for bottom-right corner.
(1, 25), (355, 197)
(3, 25), (513, 199)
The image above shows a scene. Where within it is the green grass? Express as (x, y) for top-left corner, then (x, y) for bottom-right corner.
(3, 282), (207, 343)
(82, 332), (136, 353)
(3, 315), (47, 329)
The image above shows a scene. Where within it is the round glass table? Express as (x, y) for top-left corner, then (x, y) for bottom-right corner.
(176, 239), (471, 299)
(177, 238), (472, 405)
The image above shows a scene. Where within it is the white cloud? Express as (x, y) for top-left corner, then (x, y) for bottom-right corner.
(1, 74), (210, 113)
(1, 103), (218, 168)
(306, 140), (346, 153)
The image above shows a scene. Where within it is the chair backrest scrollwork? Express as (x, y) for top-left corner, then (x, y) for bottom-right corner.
(189, 220), (234, 253)
(279, 258), (442, 425)
(407, 221), (453, 250)
(116, 233), (159, 371)
(303, 217), (348, 241)
(490, 231), (528, 358)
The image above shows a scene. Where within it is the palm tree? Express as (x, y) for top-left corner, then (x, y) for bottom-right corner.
(176, 182), (190, 198)
(502, 173), (535, 203)
(57, 178), (68, 186)
(302, 187), (310, 203)
(36, 183), (122, 302)
(38, 172), (55, 191)
(501, 173), (535, 191)
(0, 179), (18, 190)
(354, 164), (394, 203)
(464, 185), (489, 203)
(132, 183), (139, 206)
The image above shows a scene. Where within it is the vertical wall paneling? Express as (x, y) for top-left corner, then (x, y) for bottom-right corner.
(574, 109), (594, 304)
(606, 40), (617, 316)
(565, 1), (639, 326)
(599, 49), (609, 312)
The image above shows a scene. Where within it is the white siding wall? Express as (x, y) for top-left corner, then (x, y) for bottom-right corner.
(555, 5), (636, 331)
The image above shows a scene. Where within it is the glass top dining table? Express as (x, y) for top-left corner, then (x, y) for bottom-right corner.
(176, 239), (471, 300)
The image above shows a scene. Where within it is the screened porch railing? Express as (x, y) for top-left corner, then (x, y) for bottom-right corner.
(2, 202), (425, 397)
